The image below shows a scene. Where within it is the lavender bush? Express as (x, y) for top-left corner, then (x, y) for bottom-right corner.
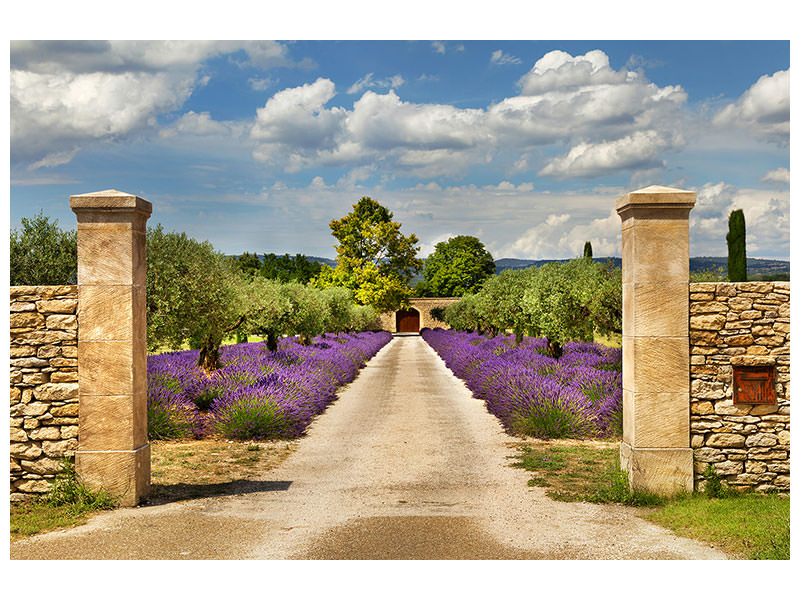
(147, 331), (391, 440)
(421, 328), (621, 439)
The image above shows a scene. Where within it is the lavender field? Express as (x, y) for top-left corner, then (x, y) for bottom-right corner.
(147, 331), (392, 441)
(421, 328), (622, 439)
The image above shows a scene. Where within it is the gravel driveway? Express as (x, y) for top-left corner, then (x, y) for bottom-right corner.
(11, 335), (725, 559)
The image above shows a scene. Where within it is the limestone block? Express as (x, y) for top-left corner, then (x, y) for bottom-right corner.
(690, 301), (728, 314)
(690, 314), (725, 330)
(11, 357), (50, 368)
(10, 427), (28, 442)
(623, 282), (688, 336)
(41, 439), (78, 457)
(623, 337), (688, 393)
(77, 284), (142, 341)
(51, 403), (79, 417)
(691, 379), (725, 399)
(714, 460), (744, 476)
(745, 433), (778, 447)
(79, 390), (147, 451)
(35, 299), (78, 314)
(620, 442), (693, 496)
(10, 302), (37, 312)
(10, 443), (43, 460)
(28, 427), (61, 441)
(15, 479), (52, 493)
(740, 310), (762, 320)
(623, 390), (688, 447)
(12, 330), (76, 345)
(620, 221), (690, 283)
(694, 447), (725, 462)
(10, 345), (36, 358)
(34, 382), (79, 401)
(691, 401), (714, 415)
(46, 314), (77, 329)
(724, 334), (755, 346)
(745, 461), (767, 474)
(728, 297), (753, 311)
(78, 340), (145, 396)
(76, 444), (150, 507)
(11, 386), (22, 402)
(61, 425), (79, 439)
(706, 433), (745, 448)
(777, 430), (790, 445)
(37, 345), (62, 358)
(11, 402), (49, 417)
(20, 457), (63, 475)
(22, 373), (49, 385)
(49, 371), (78, 383)
(773, 475), (790, 488)
(9, 312), (46, 328)
(690, 283), (717, 293)
(62, 345), (78, 358)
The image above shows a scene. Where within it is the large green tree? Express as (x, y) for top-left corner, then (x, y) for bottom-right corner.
(416, 235), (495, 297)
(314, 197), (422, 312)
(10, 212), (77, 285)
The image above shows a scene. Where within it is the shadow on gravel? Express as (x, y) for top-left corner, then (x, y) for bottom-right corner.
(144, 479), (293, 506)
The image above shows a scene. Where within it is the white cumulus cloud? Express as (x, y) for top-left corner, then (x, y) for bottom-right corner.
(760, 167), (789, 186)
(538, 130), (680, 179)
(713, 69), (790, 144)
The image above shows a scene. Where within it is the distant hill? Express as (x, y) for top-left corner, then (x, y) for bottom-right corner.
(495, 257), (789, 277)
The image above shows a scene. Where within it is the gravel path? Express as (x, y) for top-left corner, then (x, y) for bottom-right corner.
(11, 335), (726, 560)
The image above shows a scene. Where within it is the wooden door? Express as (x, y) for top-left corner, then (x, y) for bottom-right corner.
(396, 308), (420, 333)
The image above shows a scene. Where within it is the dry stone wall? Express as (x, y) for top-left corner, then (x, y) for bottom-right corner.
(689, 281), (790, 492)
(379, 297), (459, 332)
(10, 286), (79, 502)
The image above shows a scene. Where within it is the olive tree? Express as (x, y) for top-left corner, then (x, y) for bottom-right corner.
(146, 224), (245, 370)
(10, 212), (77, 285)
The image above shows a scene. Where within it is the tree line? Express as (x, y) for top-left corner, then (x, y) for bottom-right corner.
(434, 256), (622, 357)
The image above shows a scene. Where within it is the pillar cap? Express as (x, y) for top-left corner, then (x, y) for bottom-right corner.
(616, 185), (696, 213)
(70, 189), (152, 215)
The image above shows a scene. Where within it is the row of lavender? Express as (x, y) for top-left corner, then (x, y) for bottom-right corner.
(421, 328), (622, 438)
(147, 331), (392, 440)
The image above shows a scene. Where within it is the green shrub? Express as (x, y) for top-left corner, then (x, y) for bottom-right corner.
(44, 459), (116, 509)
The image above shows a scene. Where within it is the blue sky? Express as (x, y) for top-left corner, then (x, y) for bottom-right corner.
(8, 36), (791, 260)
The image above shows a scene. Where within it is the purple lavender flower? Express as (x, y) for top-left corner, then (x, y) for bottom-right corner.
(421, 328), (622, 438)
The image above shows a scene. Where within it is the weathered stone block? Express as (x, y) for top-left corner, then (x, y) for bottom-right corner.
(45, 314), (78, 329)
(745, 433), (778, 447)
(9, 312), (46, 328)
(34, 382), (79, 401)
(706, 433), (746, 448)
(35, 299), (78, 314)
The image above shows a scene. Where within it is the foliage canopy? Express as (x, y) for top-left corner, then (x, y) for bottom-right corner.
(314, 197), (421, 312)
(10, 212), (77, 286)
(416, 235), (495, 297)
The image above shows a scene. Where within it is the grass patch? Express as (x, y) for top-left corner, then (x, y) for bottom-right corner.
(510, 440), (663, 506)
(10, 459), (117, 541)
(510, 439), (790, 559)
(644, 492), (790, 560)
(11, 440), (297, 541)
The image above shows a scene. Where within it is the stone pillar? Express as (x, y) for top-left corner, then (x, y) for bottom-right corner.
(616, 185), (695, 495)
(70, 190), (152, 506)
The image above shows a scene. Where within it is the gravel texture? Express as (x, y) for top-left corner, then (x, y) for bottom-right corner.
(11, 335), (726, 560)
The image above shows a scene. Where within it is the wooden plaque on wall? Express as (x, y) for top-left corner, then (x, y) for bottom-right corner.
(733, 366), (776, 405)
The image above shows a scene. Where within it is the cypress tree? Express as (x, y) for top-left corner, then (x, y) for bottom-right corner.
(726, 209), (747, 282)
(583, 241), (593, 260)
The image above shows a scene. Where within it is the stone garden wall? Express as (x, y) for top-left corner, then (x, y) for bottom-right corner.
(379, 297), (459, 332)
(689, 281), (790, 492)
(10, 286), (79, 502)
